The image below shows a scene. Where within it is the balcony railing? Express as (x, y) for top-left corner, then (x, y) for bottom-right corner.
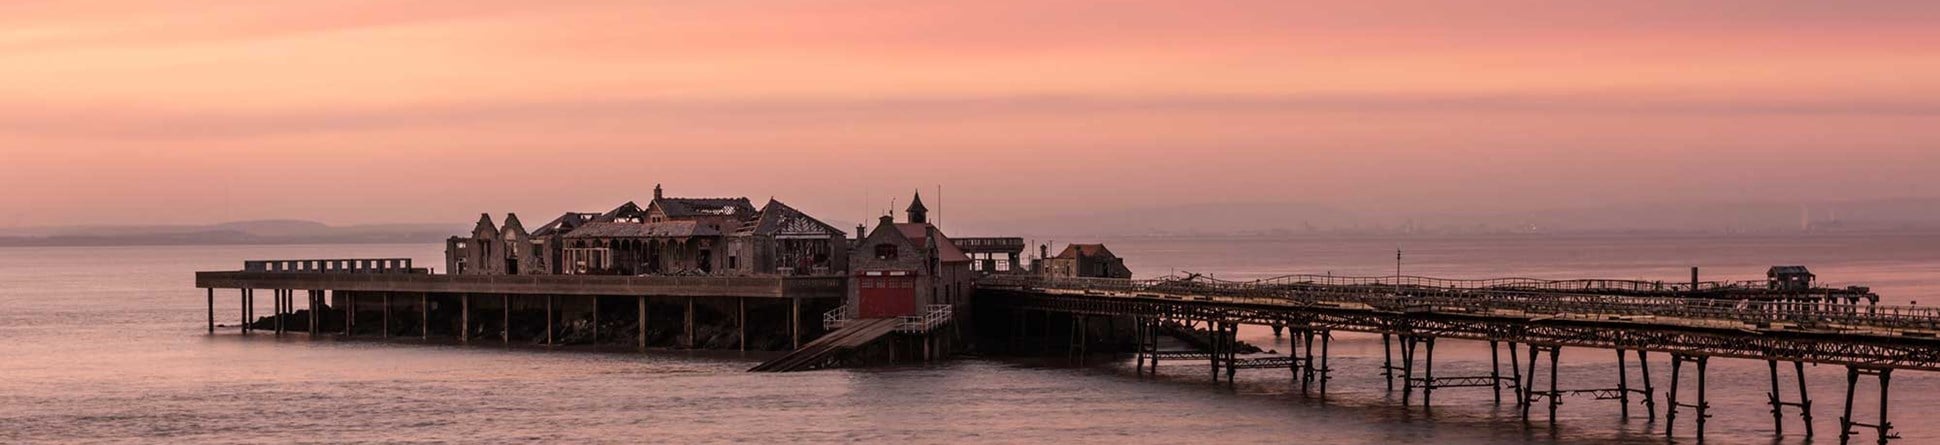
(243, 258), (421, 274)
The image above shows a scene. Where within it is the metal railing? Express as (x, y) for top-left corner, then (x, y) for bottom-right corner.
(980, 275), (1940, 333)
(824, 306), (854, 330)
(823, 304), (954, 333)
(1201, 273), (1864, 296)
(243, 258), (420, 274)
(897, 305), (954, 333)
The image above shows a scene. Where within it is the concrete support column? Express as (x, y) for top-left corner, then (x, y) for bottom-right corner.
(638, 296), (647, 349)
(684, 297), (695, 349)
(738, 297), (747, 352)
(241, 288), (251, 334)
(382, 292), (392, 339)
(790, 298), (801, 350)
(420, 293), (429, 340)
(546, 295), (555, 346)
(501, 295), (510, 344)
(592, 296), (600, 345)
(206, 288), (214, 334)
(460, 294), (470, 343)
(345, 292), (355, 336)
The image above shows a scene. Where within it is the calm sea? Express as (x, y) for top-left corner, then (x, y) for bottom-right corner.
(3, 234), (1938, 444)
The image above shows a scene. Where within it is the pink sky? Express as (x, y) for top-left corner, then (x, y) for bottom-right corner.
(2, 1), (1937, 230)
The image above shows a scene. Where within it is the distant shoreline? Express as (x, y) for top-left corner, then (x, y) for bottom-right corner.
(7, 229), (1940, 249)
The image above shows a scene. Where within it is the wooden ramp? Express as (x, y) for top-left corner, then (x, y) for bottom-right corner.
(749, 318), (901, 372)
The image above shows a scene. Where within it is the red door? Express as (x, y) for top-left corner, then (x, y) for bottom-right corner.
(859, 276), (917, 318)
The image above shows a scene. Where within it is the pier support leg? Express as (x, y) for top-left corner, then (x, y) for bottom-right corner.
(1839, 367), (1896, 445)
(206, 288), (214, 334)
(591, 296), (600, 345)
(1224, 322), (1236, 384)
(345, 292), (354, 336)
(1667, 354), (1711, 440)
(309, 290), (320, 335)
(273, 290), (282, 335)
(241, 289), (249, 334)
(1301, 329), (1316, 391)
(546, 296), (555, 346)
(502, 295), (510, 344)
(1668, 354), (1682, 438)
(382, 292), (391, 339)
(684, 297), (695, 349)
(638, 296), (648, 349)
(1318, 330), (1331, 395)
(1136, 317), (1148, 376)
(1147, 318), (1160, 376)
(420, 293), (428, 340)
(739, 298), (747, 352)
(1770, 360), (1784, 435)
(1490, 340), (1502, 405)
(1798, 361), (1816, 437)
(461, 294), (470, 343)
(790, 298), (801, 350)
(1509, 342), (1524, 407)
(1767, 360), (1815, 437)
(1382, 333), (1395, 391)
(1548, 346), (1560, 424)
(1619, 349), (1631, 419)
(1639, 350), (1656, 420)
(1400, 335), (1417, 402)
(1423, 337), (1437, 407)
(1520, 344), (1542, 420)
(1208, 321), (1221, 382)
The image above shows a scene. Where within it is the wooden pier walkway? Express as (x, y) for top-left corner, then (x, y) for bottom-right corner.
(749, 318), (901, 372)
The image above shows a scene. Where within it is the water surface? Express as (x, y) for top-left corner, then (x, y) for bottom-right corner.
(3, 234), (1937, 443)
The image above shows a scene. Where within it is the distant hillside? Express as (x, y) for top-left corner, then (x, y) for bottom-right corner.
(974, 197), (1940, 237)
(0, 220), (461, 247)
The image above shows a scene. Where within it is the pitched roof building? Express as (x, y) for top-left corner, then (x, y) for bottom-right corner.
(446, 185), (846, 276)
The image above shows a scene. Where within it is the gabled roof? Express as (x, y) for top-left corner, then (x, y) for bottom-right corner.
(651, 197), (757, 219)
(563, 221), (720, 238)
(532, 212), (597, 237)
(742, 199), (845, 238)
(894, 222), (971, 263)
(1054, 244), (1117, 260)
(1769, 265), (1814, 276)
(501, 213), (528, 236)
(472, 214), (498, 237)
(595, 201), (648, 223)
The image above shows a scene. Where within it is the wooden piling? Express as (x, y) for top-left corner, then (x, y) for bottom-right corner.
(461, 294), (470, 343)
(738, 297), (746, 352)
(790, 298), (801, 350)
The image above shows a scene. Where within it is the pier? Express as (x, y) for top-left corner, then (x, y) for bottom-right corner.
(198, 258), (844, 350)
(977, 273), (1929, 444)
(188, 188), (1938, 444)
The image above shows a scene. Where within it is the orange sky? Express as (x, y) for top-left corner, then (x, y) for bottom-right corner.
(2, 1), (1937, 230)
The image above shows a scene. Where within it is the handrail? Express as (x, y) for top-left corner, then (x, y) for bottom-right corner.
(244, 258), (419, 274)
(979, 275), (1938, 333)
(1168, 273), (1871, 296)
